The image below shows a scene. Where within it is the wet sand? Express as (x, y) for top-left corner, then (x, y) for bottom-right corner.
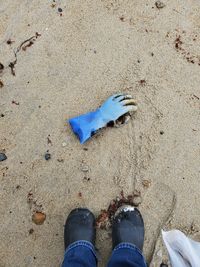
(0, 0), (200, 266)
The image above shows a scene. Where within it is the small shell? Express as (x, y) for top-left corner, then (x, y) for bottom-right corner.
(81, 165), (89, 172)
(32, 212), (46, 225)
(155, 1), (165, 9)
(114, 112), (131, 127)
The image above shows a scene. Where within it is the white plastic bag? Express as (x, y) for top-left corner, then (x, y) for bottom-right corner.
(162, 230), (200, 267)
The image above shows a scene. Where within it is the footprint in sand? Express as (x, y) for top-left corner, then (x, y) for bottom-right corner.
(140, 182), (176, 264)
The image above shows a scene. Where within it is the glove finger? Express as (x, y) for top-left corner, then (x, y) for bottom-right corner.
(112, 93), (125, 100)
(124, 104), (138, 112)
(118, 94), (133, 102)
(121, 99), (137, 106)
(114, 95), (127, 102)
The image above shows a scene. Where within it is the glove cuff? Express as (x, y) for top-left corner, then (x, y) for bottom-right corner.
(69, 110), (105, 144)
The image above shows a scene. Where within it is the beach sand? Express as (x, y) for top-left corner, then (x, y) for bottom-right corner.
(0, 0), (200, 266)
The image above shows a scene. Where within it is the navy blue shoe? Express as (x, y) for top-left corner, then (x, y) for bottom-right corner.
(112, 206), (144, 251)
(64, 208), (96, 250)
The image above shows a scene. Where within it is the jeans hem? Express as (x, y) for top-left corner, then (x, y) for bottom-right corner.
(113, 242), (144, 257)
(65, 240), (98, 261)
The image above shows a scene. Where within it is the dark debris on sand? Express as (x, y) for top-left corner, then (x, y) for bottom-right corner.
(8, 32), (41, 76)
(155, 1), (165, 9)
(45, 152), (51, 161)
(96, 190), (141, 230)
(174, 32), (200, 66)
(0, 80), (4, 88)
(7, 39), (14, 45)
(0, 63), (4, 72)
(0, 153), (7, 162)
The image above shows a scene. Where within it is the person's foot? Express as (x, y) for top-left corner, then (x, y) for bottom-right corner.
(64, 208), (96, 250)
(112, 205), (144, 251)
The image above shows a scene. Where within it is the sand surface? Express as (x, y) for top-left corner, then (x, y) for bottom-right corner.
(0, 0), (200, 266)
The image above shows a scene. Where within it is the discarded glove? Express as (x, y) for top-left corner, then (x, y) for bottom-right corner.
(162, 230), (200, 267)
(69, 93), (137, 144)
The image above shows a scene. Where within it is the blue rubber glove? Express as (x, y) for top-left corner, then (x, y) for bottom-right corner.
(69, 93), (137, 144)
